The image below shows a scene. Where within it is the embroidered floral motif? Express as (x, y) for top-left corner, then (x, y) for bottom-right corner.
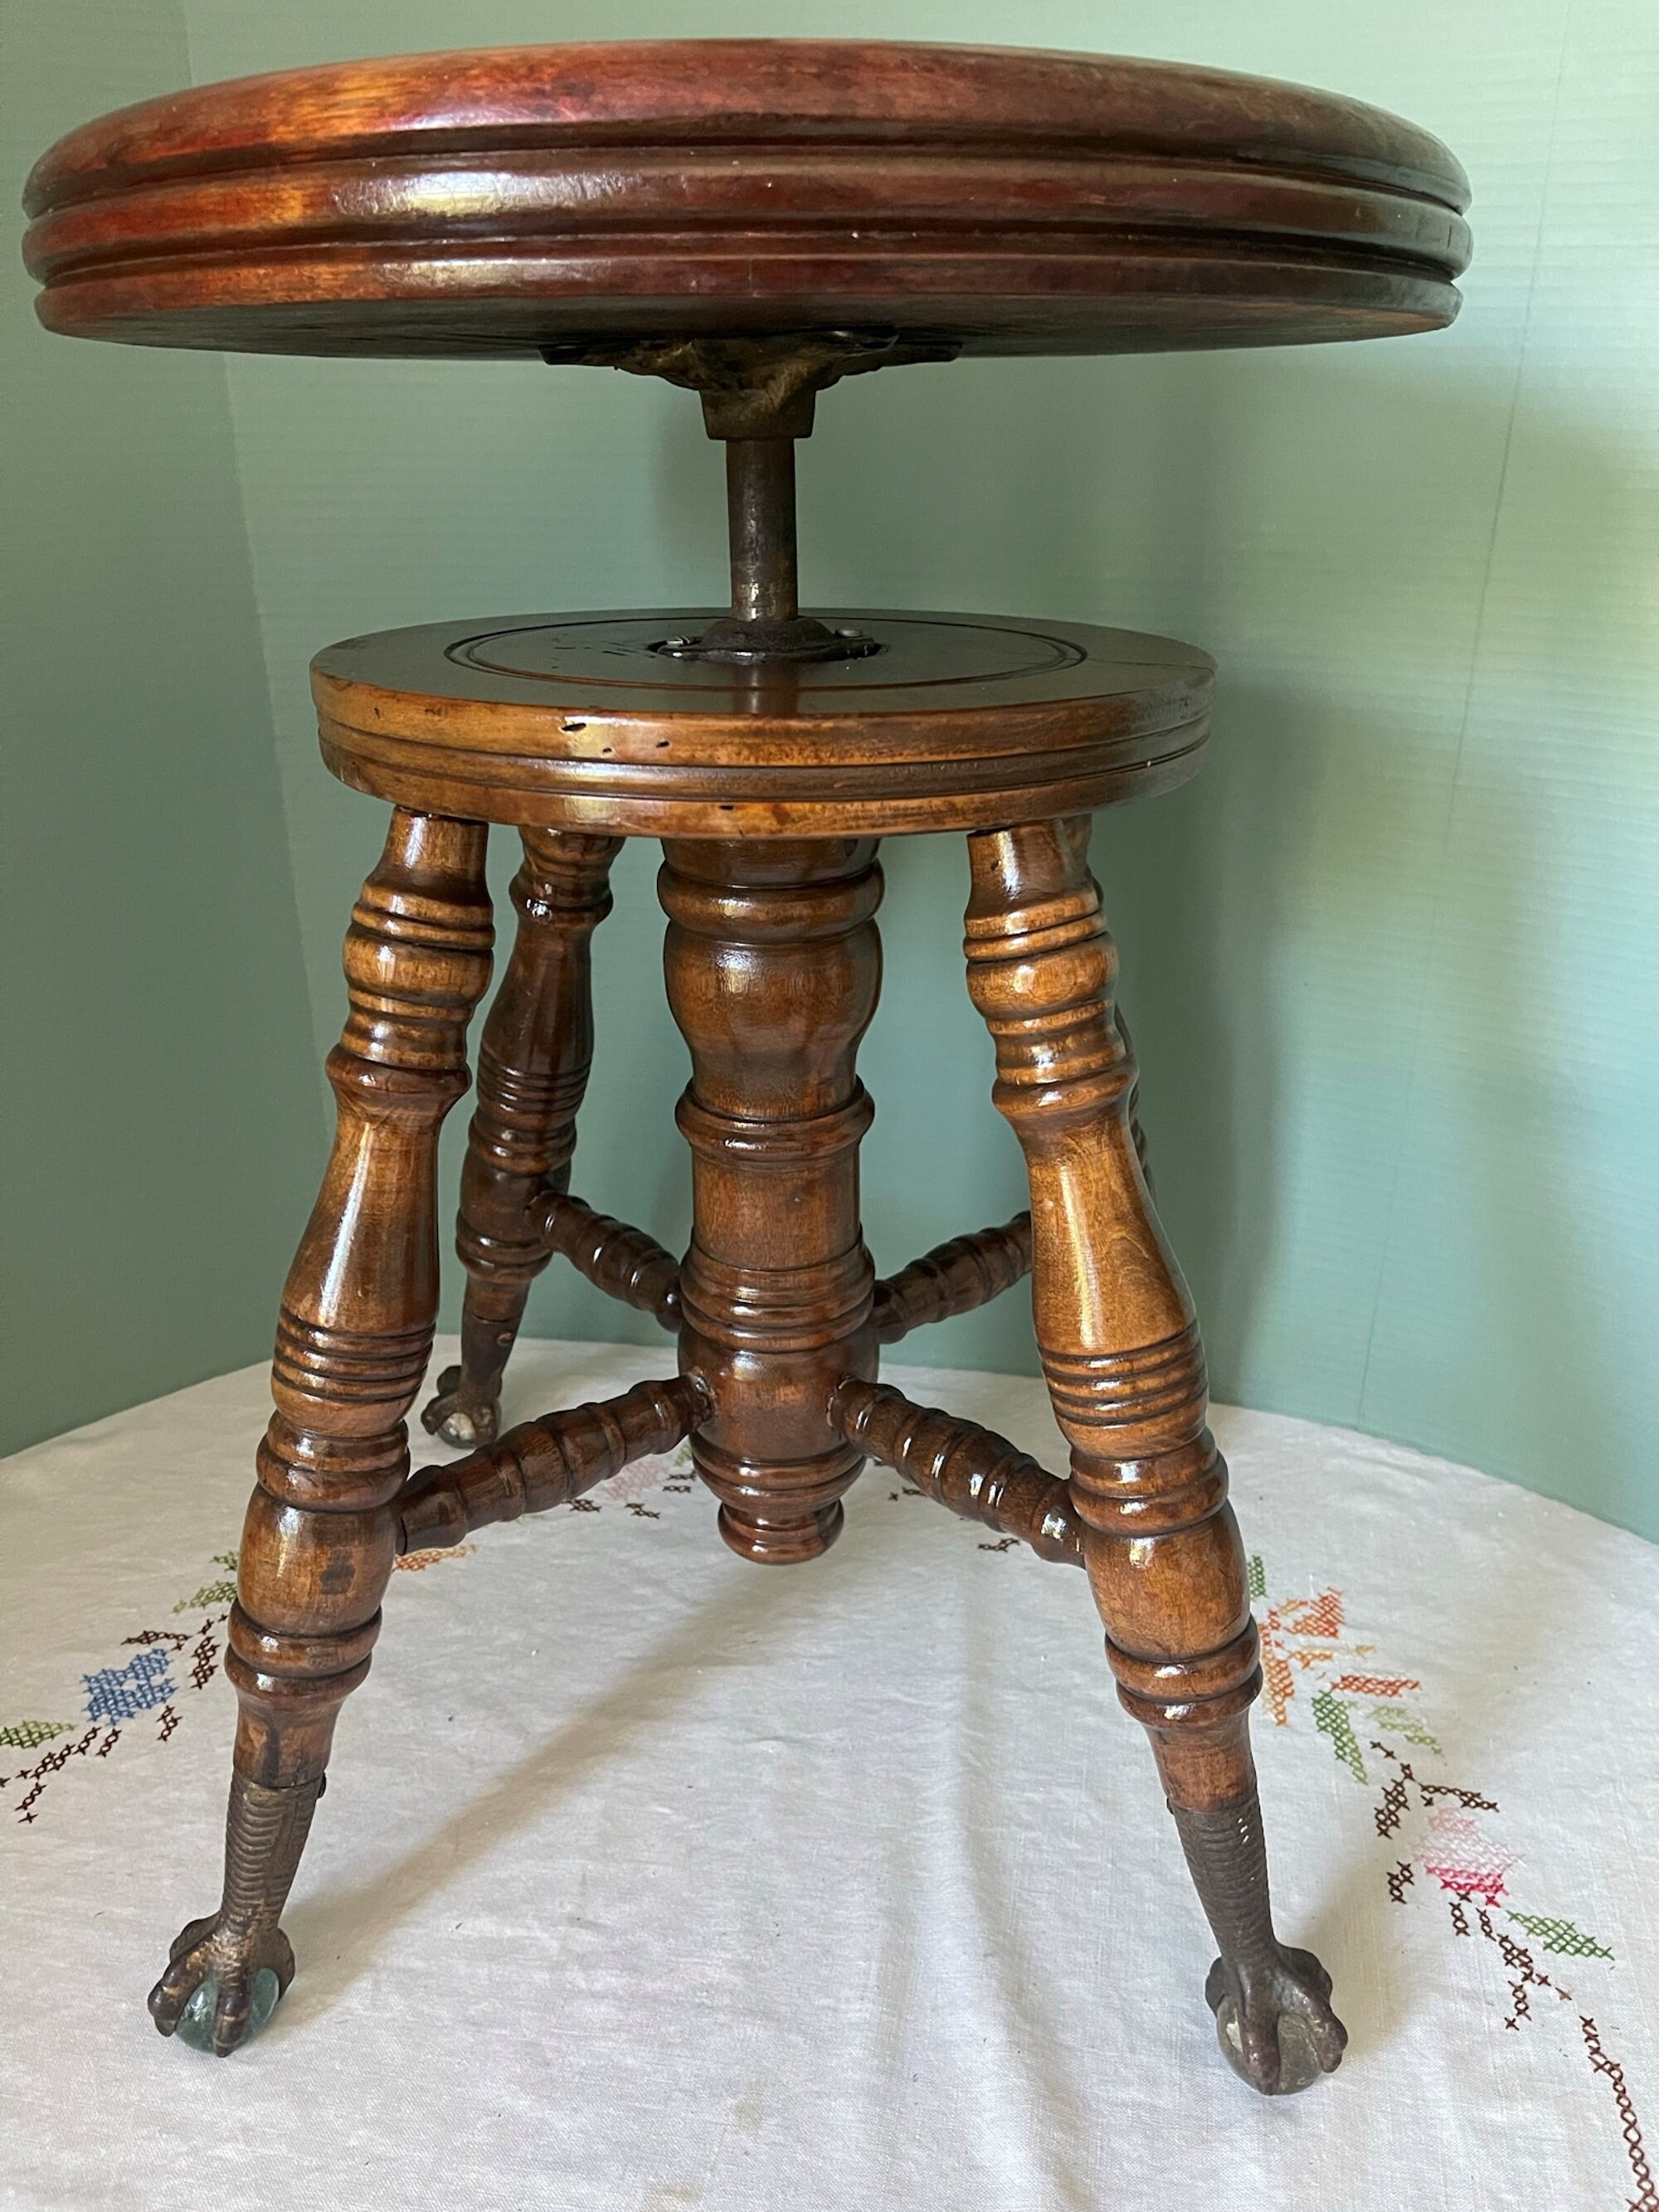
(83, 1648), (174, 1725)
(4, 1446), (1645, 2203)
(2, 1446), (689, 1826)
(1253, 1578), (1379, 1737)
(2, 1558), (236, 1821)
(1253, 1553), (1650, 2211)
(1511, 1916), (1614, 1960)
(0, 1720), (74, 1752)
(1369, 1703), (1441, 1752)
(1311, 1686), (1366, 1779)
(1420, 1806), (1516, 1905)
(173, 1578), (236, 1613)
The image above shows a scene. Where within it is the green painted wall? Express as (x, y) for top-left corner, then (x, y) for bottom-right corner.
(11, 3), (1656, 1541)
(0, 0), (327, 1455)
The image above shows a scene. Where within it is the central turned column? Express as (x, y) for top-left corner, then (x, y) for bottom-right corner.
(660, 839), (882, 1561)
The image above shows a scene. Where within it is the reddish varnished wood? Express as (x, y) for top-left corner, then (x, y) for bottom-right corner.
(313, 610), (1214, 839)
(22, 41), (1467, 361)
(830, 1375), (1082, 1563)
(22, 31), (1455, 2096)
(422, 828), (619, 1448)
(540, 1193), (681, 1330)
(964, 817), (1345, 2092)
(399, 1374), (703, 1552)
(965, 818), (1253, 1777)
(871, 1212), (1031, 1344)
(154, 809), (492, 2054)
(661, 838), (881, 1562)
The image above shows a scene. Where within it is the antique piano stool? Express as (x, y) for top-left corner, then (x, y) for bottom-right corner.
(23, 40), (1469, 2093)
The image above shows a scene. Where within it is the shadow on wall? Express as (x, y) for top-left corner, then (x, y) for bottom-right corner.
(618, 342), (1657, 1533)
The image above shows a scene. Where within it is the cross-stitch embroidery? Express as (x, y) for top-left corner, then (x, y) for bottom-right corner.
(1251, 1551), (1652, 2212)
(4, 1448), (1647, 2205)
(1, 1444), (692, 1826)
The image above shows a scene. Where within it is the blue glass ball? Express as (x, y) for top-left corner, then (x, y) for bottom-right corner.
(173, 1967), (280, 2054)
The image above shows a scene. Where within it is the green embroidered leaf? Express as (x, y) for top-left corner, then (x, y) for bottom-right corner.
(1508, 1913), (1613, 1960)
(0, 1719), (75, 1752)
(1311, 1688), (1366, 1780)
(1368, 1704), (1442, 1752)
(1247, 1553), (1267, 1601)
(173, 1580), (236, 1615)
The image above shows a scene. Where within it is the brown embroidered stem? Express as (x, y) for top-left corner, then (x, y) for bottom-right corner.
(1580, 2015), (1658, 2212)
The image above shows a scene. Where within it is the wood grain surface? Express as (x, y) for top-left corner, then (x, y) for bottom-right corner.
(313, 609), (1214, 836)
(23, 39), (1469, 361)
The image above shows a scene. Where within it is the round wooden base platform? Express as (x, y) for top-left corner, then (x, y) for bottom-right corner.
(312, 610), (1214, 837)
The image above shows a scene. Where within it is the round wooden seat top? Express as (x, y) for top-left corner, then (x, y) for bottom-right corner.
(312, 609), (1213, 837)
(23, 39), (1469, 362)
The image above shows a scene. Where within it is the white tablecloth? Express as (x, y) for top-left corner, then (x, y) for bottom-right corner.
(3, 1339), (1655, 2211)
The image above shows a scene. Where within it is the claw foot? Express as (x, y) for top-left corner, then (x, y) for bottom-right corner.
(148, 1913), (294, 2056)
(1204, 1947), (1347, 2094)
(420, 1363), (500, 1450)
(148, 1771), (322, 2055)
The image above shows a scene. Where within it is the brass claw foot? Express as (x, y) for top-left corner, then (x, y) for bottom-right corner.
(420, 1362), (500, 1450)
(148, 1913), (294, 2055)
(148, 1772), (322, 2055)
(1204, 1947), (1347, 2094)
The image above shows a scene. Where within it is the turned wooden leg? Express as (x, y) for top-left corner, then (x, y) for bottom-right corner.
(964, 816), (1345, 2095)
(422, 829), (620, 1446)
(149, 809), (492, 2054)
(659, 838), (881, 1563)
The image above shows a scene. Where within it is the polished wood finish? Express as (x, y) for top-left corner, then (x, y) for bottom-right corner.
(400, 1374), (703, 1552)
(963, 817), (1345, 2092)
(313, 611), (1214, 839)
(152, 809), (492, 2055)
(831, 1376), (1081, 1564)
(662, 838), (881, 1563)
(22, 29), (1457, 2103)
(422, 828), (619, 1448)
(22, 40), (1468, 361)
(539, 1193), (681, 1331)
(871, 1212), (1031, 1344)
(158, 788), (1352, 2081)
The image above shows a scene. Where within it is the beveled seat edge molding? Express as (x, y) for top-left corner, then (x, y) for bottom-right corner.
(22, 40), (1468, 359)
(23, 41), (1472, 212)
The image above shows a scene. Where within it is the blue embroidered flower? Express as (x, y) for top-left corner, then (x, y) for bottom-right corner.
(83, 1646), (175, 1724)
